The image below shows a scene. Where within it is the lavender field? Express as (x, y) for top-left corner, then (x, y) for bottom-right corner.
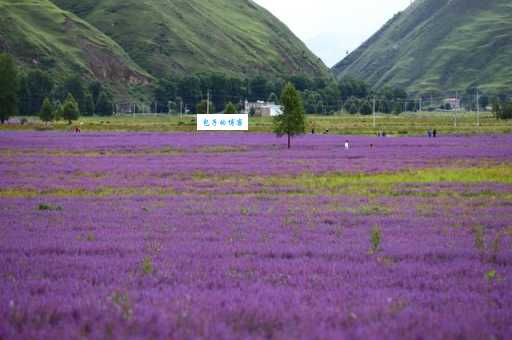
(1, 131), (512, 339)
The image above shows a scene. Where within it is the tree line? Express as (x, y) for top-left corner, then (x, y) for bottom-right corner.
(0, 53), (113, 124)
(2, 52), (512, 123)
(153, 73), (413, 115)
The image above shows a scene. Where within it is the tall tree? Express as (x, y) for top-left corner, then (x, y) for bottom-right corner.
(56, 76), (93, 115)
(249, 76), (268, 102)
(18, 70), (54, 115)
(39, 97), (54, 124)
(95, 91), (113, 116)
(491, 97), (501, 119)
(178, 76), (202, 109)
(0, 53), (18, 123)
(224, 102), (237, 114)
(61, 93), (80, 124)
(273, 83), (306, 149)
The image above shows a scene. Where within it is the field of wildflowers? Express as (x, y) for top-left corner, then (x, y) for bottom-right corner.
(1, 132), (511, 339)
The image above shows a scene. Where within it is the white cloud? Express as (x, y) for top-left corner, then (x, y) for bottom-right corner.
(254, 0), (412, 67)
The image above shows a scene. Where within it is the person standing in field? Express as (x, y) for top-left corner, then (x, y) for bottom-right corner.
(345, 140), (350, 150)
(433, 129), (437, 138)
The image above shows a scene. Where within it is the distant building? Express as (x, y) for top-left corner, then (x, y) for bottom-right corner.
(244, 100), (283, 117)
(443, 97), (461, 111)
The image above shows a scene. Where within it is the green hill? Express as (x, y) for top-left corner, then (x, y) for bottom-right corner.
(52, 0), (328, 79)
(0, 0), (150, 97)
(332, 0), (512, 94)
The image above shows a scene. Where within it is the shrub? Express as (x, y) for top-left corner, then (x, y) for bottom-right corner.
(485, 269), (497, 282)
(141, 256), (154, 275)
(38, 203), (62, 211)
(473, 225), (485, 252)
(369, 226), (382, 254)
(491, 232), (502, 262)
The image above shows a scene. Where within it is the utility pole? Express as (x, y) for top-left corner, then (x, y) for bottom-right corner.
(476, 87), (480, 127)
(372, 96), (376, 128)
(177, 97), (183, 119)
(207, 90), (210, 115)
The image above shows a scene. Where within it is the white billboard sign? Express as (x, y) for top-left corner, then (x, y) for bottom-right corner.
(197, 114), (249, 131)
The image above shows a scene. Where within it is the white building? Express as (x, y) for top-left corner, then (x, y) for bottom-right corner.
(244, 100), (283, 117)
(443, 97), (461, 111)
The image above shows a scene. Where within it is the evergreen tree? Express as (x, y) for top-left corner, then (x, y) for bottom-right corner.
(18, 70), (53, 115)
(392, 102), (403, 115)
(249, 76), (268, 101)
(344, 97), (360, 114)
(39, 97), (54, 124)
(0, 53), (18, 123)
(177, 76), (201, 109)
(491, 97), (501, 119)
(95, 91), (113, 116)
(196, 100), (215, 114)
(267, 92), (278, 104)
(224, 102), (237, 114)
(61, 93), (80, 124)
(497, 100), (512, 120)
(56, 76), (93, 114)
(359, 100), (373, 115)
(273, 83), (305, 149)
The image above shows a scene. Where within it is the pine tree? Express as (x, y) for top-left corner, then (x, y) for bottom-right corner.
(61, 93), (80, 124)
(224, 102), (237, 114)
(95, 91), (113, 116)
(273, 83), (306, 149)
(0, 53), (18, 123)
(39, 97), (54, 124)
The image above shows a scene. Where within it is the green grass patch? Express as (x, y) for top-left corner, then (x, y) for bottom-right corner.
(2, 165), (511, 198)
(38, 203), (63, 211)
(2, 112), (511, 136)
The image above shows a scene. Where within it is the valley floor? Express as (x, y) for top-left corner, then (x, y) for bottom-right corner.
(1, 112), (511, 136)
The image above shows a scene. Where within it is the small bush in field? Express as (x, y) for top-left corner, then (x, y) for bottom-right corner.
(369, 226), (382, 255)
(38, 203), (62, 211)
(485, 269), (497, 282)
(473, 225), (485, 252)
(141, 256), (154, 275)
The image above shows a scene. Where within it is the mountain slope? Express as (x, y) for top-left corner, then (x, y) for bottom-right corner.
(332, 0), (512, 94)
(52, 0), (329, 79)
(0, 0), (150, 96)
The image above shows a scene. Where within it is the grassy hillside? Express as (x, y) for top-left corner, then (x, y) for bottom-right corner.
(0, 0), (150, 98)
(333, 0), (512, 94)
(52, 0), (329, 79)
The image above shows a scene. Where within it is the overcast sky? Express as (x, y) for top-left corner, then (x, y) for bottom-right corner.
(254, 0), (412, 67)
